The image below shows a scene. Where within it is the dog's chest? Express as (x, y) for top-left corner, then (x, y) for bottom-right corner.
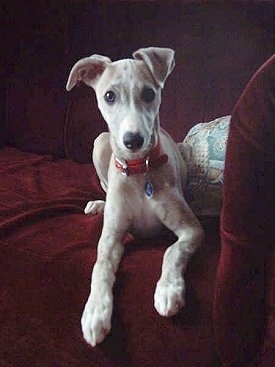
(128, 194), (162, 236)
(107, 146), (184, 237)
(119, 174), (175, 237)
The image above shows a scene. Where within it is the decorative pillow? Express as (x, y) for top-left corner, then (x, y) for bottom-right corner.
(180, 115), (231, 217)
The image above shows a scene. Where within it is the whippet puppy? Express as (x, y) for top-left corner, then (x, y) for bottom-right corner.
(66, 47), (204, 347)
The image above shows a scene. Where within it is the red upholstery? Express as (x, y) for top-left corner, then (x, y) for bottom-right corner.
(1, 2), (274, 367)
(0, 147), (221, 366)
(214, 55), (275, 366)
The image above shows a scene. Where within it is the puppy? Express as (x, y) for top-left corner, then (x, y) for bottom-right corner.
(66, 47), (204, 346)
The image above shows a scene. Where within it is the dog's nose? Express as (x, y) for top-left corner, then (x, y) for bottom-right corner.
(123, 132), (144, 150)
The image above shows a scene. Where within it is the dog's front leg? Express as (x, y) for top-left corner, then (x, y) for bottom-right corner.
(154, 190), (204, 317)
(81, 210), (126, 346)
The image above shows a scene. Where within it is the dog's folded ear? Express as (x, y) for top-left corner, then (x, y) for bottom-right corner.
(66, 55), (111, 91)
(132, 47), (175, 88)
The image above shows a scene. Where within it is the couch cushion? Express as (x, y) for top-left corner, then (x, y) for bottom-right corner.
(182, 115), (230, 217)
(0, 147), (222, 366)
(0, 147), (104, 259)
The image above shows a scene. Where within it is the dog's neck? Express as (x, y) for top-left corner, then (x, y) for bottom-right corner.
(114, 138), (168, 176)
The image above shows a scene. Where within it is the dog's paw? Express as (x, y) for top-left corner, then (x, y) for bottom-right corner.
(154, 278), (185, 317)
(84, 200), (105, 215)
(81, 290), (113, 347)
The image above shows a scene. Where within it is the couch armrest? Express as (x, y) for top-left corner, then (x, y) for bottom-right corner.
(214, 54), (275, 366)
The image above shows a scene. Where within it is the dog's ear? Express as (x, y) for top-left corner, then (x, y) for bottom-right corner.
(66, 54), (111, 91)
(132, 47), (175, 88)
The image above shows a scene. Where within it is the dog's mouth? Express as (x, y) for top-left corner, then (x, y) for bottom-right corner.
(122, 131), (157, 157)
(110, 131), (158, 161)
(114, 133), (167, 177)
(123, 132), (157, 153)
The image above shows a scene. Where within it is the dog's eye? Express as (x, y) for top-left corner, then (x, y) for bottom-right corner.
(141, 87), (155, 103)
(104, 91), (116, 104)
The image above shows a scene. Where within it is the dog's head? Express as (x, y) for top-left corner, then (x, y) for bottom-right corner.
(66, 47), (175, 159)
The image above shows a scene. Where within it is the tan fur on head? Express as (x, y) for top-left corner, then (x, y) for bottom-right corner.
(66, 54), (111, 91)
(133, 47), (175, 88)
(66, 47), (175, 91)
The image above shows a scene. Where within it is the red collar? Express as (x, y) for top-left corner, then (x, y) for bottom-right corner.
(114, 138), (168, 176)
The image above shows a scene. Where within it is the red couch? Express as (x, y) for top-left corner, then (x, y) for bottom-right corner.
(1, 2), (274, 366)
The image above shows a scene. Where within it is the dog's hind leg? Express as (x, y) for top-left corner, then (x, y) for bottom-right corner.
(92, 132), (111, 192)
(84, 132), (112, 215)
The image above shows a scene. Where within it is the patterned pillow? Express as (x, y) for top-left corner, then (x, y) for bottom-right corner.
(180, 115), (231, 217)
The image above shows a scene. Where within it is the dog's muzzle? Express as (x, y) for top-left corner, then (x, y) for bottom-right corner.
(123, 132), (144, 151)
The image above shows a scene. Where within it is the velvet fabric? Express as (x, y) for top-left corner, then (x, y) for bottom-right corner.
(1, 2), (275, 367)
(0, 147), (221, 366)
(214, 55), (275, 366)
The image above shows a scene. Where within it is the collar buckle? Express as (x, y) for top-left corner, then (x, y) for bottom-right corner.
(115, 157), (129, 176)
(145, 156), (150, 172)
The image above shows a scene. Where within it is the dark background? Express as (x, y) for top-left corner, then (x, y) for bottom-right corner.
(1, 1), (275, 148)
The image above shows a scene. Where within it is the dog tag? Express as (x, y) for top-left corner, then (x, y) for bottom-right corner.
(144, 181), (154, 198)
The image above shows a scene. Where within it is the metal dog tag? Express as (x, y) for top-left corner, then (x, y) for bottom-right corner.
(144, 181), (154, 198)
(144, 156), (154, 198)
